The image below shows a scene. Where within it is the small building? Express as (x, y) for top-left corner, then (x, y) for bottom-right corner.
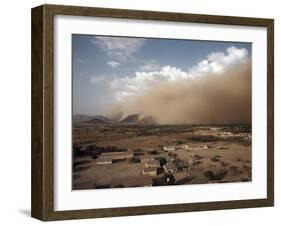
(96, 157), (112, 165)
(163, 146), (175, 151)
(182, 145), (192, 151)
(142, 167), (157, 176)
(139, 156), (154, 163)
(210, 127), (221, 131)
(182, 145), (208, 151)
(199, 145), (209, 149)
(99, 151), (134, 160)
(164, 162), (177, 174)
(219, 132), (233, 137)
(145, 160), (160, 168)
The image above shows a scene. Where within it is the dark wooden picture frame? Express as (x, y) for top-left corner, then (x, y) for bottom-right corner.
(31, 4), (274, 221)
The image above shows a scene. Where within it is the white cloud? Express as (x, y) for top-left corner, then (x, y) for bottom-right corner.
(92, 37), (145, 62)
(90, 75), (107, 84)
(107, 61), (120, 68)
(139, 62), (161, 71)
(189, 46), (248, 77)
(106, 46), (249, 100)
(110, 66), (190, 100)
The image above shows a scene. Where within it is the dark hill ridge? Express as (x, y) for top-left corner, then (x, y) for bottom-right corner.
(120, 114), (139, 123)
(88, 115), (113, 123)
(73, 115), (113, 124)
(120, 114), (156, 124)
(74, 114), (156, 124)
(86, 118), (108, 124)
(73, 114), (93, 123)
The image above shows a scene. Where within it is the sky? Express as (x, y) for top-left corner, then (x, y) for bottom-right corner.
(72, 34), (251, 116)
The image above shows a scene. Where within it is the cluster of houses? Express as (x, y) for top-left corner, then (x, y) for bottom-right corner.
(216, 131), (251, 139)
(94, 144), (195, 177)
(163, 145), (209, 152)
(141, 157), (160, 176)
(140, 155), (181, 175)
(140, 155), (184, 176)
(92, 146), (197, 187)
(95, 148), (181, 177)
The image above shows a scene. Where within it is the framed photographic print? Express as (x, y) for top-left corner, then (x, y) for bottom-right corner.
(31, 4), (274, 221)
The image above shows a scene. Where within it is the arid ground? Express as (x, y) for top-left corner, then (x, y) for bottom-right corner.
(72, 123), (251, 190)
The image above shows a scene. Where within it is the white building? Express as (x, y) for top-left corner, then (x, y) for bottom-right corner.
(163, 146), (175, 151)
(99, 151), (134, 160)
(96, 157), (112, 165)
(182, 145), (192, 151)
(139, 156), (154, 163)
(142, 167), (157, 176)
(210, 127), (221, 131)
(145, 160), (160, 168)
(182, 145), (208, 151)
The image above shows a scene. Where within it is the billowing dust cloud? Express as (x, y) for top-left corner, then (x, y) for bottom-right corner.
(105, 63), (251, 125)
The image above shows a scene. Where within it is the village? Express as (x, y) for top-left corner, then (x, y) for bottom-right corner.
(73, 125), (252, 189)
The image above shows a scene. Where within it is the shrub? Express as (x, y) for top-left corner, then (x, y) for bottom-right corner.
(220, 161), (229, 167)
(175, 176), (193, 184)
(168, 152), (177, 157)
(229, 165), (243, 176)
(189, 135), (220, 142)
(148, 150), (159, 155)
(194, 160), (202, 165)
(155, 157), (167, 166)
(92, 154), (98, 159)
(175, 140), (184, 145)
(153, 176), (167, 186)
(204, 170), (227, 180)
(130, 157), (140, 163)
(211, 156), (221, 162)
(73, 145), (83, 157)
(194, 154), (204, 160)
(164, 173), (175, 185)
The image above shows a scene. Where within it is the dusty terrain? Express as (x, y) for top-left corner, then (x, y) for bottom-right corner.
(72, 123), (251, 190)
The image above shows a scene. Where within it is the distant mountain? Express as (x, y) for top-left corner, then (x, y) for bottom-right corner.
(73, 114), (93, 123)
(74, 114), (155, 124)
(120, 114), (139, 123)
(85, 115), (113, 124)
(120, 114), (155, 124)
(86, 118), (107, 124)
(73, 114), (113, 124)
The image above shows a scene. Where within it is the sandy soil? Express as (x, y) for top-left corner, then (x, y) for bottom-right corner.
(73, 124), (251, 189)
